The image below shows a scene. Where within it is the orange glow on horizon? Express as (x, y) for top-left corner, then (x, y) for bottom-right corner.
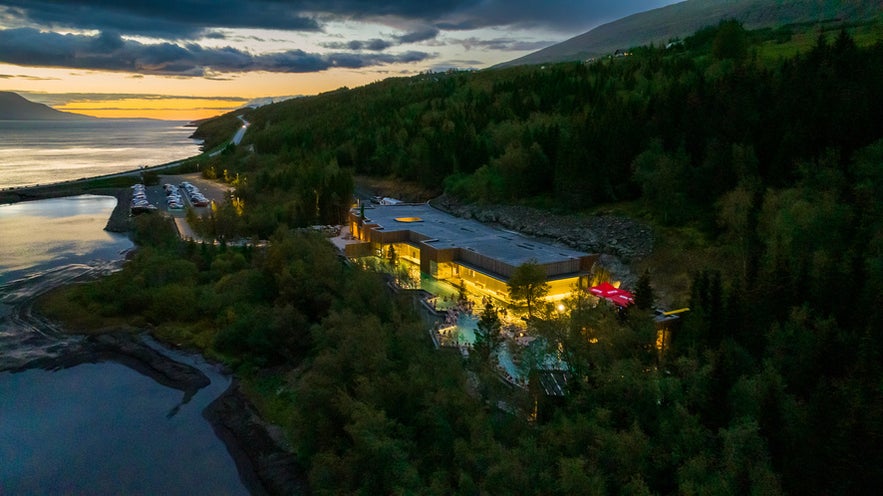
(54, 97), (248, 121)
(1, 61), (402, 120)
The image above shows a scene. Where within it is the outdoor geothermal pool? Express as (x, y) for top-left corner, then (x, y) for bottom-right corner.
(449, 313), (544, 381)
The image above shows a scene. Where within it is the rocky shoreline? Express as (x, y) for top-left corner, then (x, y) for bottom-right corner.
(204, 382), (310, 496)
(103, 187), (133, 233)
(5, 184), (305, 494)
(10, 332), (307, 495)
(11, 333), (209, 396)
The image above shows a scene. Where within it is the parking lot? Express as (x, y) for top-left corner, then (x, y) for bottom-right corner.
(141, 173), (233, 217)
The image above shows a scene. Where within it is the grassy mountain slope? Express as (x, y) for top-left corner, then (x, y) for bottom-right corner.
(498, 0), (883, 67)
(0, 92), (93, 120)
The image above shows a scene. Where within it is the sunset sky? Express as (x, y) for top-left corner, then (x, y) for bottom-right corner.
(0, 1), (678, 120)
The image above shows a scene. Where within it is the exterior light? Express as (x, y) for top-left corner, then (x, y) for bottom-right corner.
(557, 303), (565, 312)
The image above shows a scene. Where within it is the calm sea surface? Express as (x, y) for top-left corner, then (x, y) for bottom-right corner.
(0, 196), (248, 494)
(0, 195), (131, 285)
(0, 120), (203, 189)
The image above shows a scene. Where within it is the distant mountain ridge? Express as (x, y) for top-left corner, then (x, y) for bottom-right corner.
(498, 0), (883, 67)
(0, 92), (94, 120)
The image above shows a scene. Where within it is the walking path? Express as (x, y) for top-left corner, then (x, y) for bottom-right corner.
(173, 217), (202, 243)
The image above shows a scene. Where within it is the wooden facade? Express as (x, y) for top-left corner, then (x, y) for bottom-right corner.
(348, 209), (597, 303)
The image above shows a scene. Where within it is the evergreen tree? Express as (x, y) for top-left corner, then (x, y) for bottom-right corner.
(507, 259), (549, 319)
(473, 301), (503, 364)
(712, 20), (748, 61)
(634, 270), (655, 310)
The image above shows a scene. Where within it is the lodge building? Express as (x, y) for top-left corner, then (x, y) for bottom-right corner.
(347, 203), (597, 303)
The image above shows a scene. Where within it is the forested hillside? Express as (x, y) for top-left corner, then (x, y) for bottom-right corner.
(213, 21), (883, 230)
(56, 21), (883, 494)
(499, 0), (883, 67)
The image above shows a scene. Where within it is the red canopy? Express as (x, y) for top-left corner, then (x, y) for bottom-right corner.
(589, 282), (634, 307)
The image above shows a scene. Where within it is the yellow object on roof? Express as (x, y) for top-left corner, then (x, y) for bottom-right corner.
(662, 308), (690, 316)
(394, 217), (423, 223)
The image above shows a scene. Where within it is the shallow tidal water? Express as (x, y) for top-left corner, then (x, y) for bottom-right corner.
(0, 195), (248, 494)
(0, 354), (246, 495)
(0, 195), (132, 286)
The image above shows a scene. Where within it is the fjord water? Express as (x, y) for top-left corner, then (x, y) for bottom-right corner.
(0, 196), (248, 494)
(0, 119), (203, 189)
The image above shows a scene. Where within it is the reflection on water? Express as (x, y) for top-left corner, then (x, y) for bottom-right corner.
(0, 195), (248, 494)
(0, 120), (202, 189)
(0, 195), (133, 285)
(0, 360), (246, 495)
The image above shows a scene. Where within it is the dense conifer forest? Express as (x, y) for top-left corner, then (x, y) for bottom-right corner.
(45, 20), (883, 494)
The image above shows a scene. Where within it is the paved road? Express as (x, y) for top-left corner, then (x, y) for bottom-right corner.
(232, 116), (250, 145)
(210, 115), (250, 157)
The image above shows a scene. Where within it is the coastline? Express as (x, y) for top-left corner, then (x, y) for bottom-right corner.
(7, 329), (309, 495)
(0, 182), (117, 205)
(8, 333), (211, 397)
(103, 187), (133, 232)
(0, 153), (194, 207)
(0, 117), (300, 489)
(0, 112), (244, 207)
(204, 382), (310, 496)
(2, 181), (308, 494)
(0, 184), (133, 233)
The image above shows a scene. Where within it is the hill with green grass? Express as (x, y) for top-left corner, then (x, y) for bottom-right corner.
(497, 0), (883, 67)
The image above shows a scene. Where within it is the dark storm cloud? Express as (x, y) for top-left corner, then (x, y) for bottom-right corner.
(1, 1), (678, 38)
(320, 27), (439, 53)
(317, 50), (431, 69)
(0, 28), (432, 75)
(319, 24), (439, 54)
(321, 39), (394, 51)
(396, 28), (440, 43)
(0, 0), (320, 38)
(0, 0), (475, 38)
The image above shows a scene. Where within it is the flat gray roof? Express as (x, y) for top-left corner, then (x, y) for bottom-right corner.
(361, 203), (589, 267)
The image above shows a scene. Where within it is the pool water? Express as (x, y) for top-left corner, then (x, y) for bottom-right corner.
(450, 312), (569, 381)
(454, 313), (478, 343)
(419, 275), (459, 308)
(446, 313), (525, 380)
